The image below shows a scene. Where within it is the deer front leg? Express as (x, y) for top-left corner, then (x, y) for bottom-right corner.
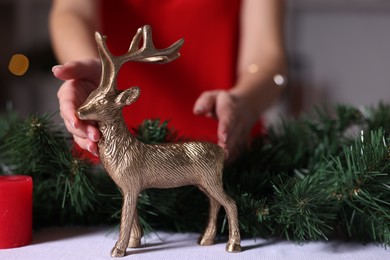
(111, 192), (138, 257)
(128, 207), (143, 248)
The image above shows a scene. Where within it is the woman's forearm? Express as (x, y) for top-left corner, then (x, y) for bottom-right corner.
(49, 0), (99, 63)
(233, 0), (287, 116)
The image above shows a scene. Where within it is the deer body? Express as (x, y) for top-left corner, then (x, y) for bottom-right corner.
(78, 25), (241, 257)
(98, 117), (225, 190)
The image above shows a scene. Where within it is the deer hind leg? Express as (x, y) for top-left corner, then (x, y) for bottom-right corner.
(111, 192), (138, 257)
(128, 207), (143, 248)
(202, 183), (241, 253)
(198, 187), (221, 246)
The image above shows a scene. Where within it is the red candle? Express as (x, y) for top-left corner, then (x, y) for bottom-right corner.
(0, 175), (33, 249)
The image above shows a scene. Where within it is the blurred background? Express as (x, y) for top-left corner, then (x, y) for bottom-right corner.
(0, 0), (389, 125)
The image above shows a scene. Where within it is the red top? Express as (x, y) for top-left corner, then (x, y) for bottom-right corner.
(100, 0), (261, 143)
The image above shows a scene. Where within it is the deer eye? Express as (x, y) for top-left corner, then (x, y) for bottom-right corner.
(98, 99), (107, 105)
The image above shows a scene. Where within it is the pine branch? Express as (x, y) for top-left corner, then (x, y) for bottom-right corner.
(133, 119), (181, 144)
(328, 129), (390, 244)
(270, 174), (339, 242)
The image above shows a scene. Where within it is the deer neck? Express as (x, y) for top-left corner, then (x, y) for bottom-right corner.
(97, 117), (141, 162)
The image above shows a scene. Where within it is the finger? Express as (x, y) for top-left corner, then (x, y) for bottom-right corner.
(216, 110), (233, 162)
(85, 123), (101, 142)
(218, 117), (229, 145)
(215, 96), (234, 146)
(74, 135), (99, 157)
(59, 82), (100, 142)
(52, 59), (101, 84)
(58, 78), (97, 128)
(58, 80), (83, 129)
(193, 90), (219, 116)
(65, 117), (100, 141)
(214, 92), (239, 160)
(219, 120), (244, 163)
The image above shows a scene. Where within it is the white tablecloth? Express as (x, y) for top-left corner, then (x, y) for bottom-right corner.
(1, 227), (388, 260)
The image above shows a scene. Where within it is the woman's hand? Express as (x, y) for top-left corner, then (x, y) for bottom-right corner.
(53, 58), (101, 156)
(193, 89), (259, 162)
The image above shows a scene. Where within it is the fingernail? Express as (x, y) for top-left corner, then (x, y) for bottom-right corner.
(70, 120), (76, 129)
(88, 132), (98, 142)
(194, 106), (204, 114)
(86, 143), (93, 153)
(51, 65), (63, 72)
(206, 112), (214, 118)
(87, 143), (98, 157)
(221, 133), (228, 143)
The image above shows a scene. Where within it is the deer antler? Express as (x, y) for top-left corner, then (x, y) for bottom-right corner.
(94, 25), (184, 94)
(124, 25), (184, 63)
(94, 25), (184, 65)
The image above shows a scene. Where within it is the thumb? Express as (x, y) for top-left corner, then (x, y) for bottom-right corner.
(193, 90), (219, 117)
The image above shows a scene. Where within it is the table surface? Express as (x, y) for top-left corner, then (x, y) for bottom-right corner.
(1, 226), (388, 260)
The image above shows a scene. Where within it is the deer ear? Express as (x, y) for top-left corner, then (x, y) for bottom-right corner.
(116, 87), (140, 106)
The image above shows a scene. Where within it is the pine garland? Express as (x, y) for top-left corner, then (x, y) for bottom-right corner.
(0, 103), (389, 246)
(0, 114), (104, 226)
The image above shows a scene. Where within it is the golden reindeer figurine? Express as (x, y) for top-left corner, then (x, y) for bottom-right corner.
(77, 25), (241, 257)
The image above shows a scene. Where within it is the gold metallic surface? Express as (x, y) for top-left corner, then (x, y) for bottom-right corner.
(77, 25), (241, 257)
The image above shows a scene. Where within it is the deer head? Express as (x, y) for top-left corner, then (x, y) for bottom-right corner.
(77, 25), (184, 123)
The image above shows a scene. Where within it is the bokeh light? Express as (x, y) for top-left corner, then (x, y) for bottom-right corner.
(8, 54), (29, 76)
